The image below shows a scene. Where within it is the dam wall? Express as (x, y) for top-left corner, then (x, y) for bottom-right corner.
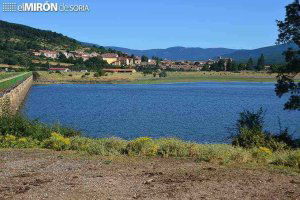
(0, 75), (33, 115)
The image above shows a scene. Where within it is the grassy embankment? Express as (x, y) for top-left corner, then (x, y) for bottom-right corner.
(0, 72), (32, 92)
(34, 71), (298, 84)
(0, 114), (299, 174)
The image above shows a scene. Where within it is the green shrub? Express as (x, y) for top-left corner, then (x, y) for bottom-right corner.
(43, 132), (71, 151)
(159, 71), (167, 77)
(232, 127), (266, 148)
(70, 137), (126, 156)
(125, 137), (158, 156)
(102, 138), (127, 155)
(70, 137), (93, 151)
(0, 114), (81, 141)
(85, 142), (107, 155)
(232, 109), (295, 151)
(94, 70), (106, 77)
(252, 147), (273, 163)
(32, 71), (40, 80)
(156, 138), (189, 157)
(0, 134), (41, 148)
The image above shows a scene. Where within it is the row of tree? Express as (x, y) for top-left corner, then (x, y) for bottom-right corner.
(246, 54), (265, 71)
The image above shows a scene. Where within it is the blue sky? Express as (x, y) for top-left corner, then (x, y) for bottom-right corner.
(0, 0), (292, 50)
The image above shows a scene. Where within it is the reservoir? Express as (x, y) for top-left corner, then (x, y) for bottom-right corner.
(22, 82), (300, 143)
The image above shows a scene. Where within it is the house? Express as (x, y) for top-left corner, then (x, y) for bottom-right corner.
(49, 68), (70, 72)
(32, 51), (42, 56)
(60, 51), (75, 59)
(134, 56), (142, 65)
(40, 50), (59, 59)
(117, 57), (134, 66)
(148, 59), (156, 65)
(101, 53), (119, 64)
(103, 68), (136, 73)
(32, 50), (58, 59)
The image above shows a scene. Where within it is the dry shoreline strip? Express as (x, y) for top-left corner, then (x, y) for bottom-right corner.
(33, 71), (289, 85)
(0, 149), (299, 200)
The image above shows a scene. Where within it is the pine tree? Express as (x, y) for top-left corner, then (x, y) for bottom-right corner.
(246, 58), (254, 69)
(256, 54), (265, 71)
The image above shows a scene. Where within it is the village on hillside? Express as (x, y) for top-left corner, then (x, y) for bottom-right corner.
(31, 49), (236, 73)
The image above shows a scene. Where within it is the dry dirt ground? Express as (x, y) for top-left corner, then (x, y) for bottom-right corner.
(0, 149), (299, 200)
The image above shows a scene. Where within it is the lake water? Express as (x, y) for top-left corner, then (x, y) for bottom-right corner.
(22, 82), (300, 143)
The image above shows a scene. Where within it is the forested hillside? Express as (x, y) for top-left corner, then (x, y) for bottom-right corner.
(0, 20), (121, 69)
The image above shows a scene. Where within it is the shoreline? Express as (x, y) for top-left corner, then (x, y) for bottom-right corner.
(32, 71), (292, 85)
(33, 78), (279, 85)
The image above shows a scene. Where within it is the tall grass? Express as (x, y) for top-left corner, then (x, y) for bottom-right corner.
(0, 113), (299, 171)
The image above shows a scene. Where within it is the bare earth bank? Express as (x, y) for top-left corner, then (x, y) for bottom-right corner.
(0, 149), (299, 200)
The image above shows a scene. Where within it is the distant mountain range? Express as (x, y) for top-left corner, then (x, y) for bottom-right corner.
(103, 43), (298, 64)
(2, 19), (294, 65)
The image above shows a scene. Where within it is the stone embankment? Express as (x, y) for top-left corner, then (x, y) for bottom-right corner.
(0, 74), (33, 115)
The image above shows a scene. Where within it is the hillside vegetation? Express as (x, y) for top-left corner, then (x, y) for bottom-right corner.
(0, 20), (119, 68)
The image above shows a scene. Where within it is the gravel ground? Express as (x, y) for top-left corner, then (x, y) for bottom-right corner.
(0, 149), (299, 200)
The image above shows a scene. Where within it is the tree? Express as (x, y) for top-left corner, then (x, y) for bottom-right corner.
(201, 63), (210, 71)
(159, 70), (167, 77)
(141, 55), (148, 62)
(276, 0), (300, 110)
(227, 61), (239, 72)
(256, 54), (265, 71)
(246, 58), (254, 69)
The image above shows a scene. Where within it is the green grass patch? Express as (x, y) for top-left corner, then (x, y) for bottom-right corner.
(0, 72), (21, 80)
(0, 72), (32, 92)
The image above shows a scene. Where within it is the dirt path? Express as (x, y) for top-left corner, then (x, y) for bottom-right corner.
(0, 149), (299, 200)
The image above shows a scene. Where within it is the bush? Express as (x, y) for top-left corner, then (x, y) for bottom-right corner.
(94, 70), (106, 77)
(43, 132), (71, 151)
(125, 137), (158, 156)
(32, 71), (40, 80)
(252, 147), (273, 163)
(156, 138), (189, 157)
(0, 114), (81, 141)
(0, 134), (41, 148)
(85, 72), (90, 76)
(232, 127), (266, 148)
(232, 109), (295, 151)
(159, 71), (167, 77)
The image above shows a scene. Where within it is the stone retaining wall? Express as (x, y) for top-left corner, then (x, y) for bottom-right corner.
(0, 76), (33, 115)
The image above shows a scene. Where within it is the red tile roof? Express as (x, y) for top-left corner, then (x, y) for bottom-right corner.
(101, 53), (119, 58)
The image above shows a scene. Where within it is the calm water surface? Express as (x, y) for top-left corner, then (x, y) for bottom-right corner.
(22, 82), (300, 143)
